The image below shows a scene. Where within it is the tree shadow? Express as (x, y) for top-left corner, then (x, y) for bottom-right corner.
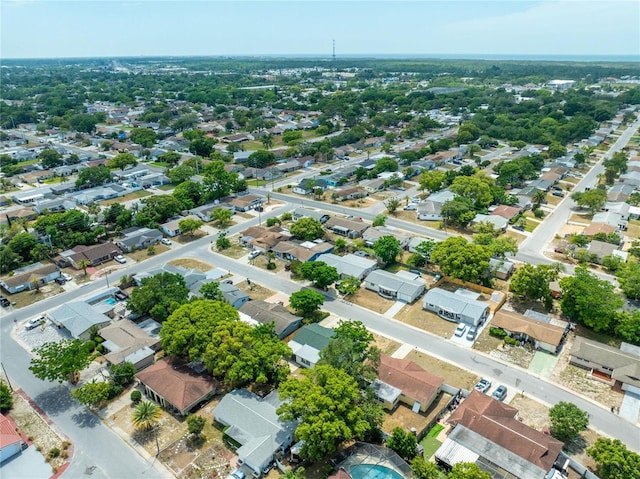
(32, 385), (76, 417)
(563, 434), (588, 455)
(71, 409), (100, 428)
(131, 428), (154, 447)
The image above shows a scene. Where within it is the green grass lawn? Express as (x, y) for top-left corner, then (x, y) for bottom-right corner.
(420, 436), (442, 460)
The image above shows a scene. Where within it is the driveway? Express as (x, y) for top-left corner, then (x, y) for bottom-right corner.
(620, 385), (640, 423)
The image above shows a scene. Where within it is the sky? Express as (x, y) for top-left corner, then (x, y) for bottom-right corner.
(1, 0), (639, 60)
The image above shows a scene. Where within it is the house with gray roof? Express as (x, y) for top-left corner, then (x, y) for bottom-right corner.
(316, 253), (377, 280)
(239, 300), (302, 339)
(471, 214), (509, 233)
(418, 189), (456, 221)
(115, 227), (163, 252)
(364, 270), (425, 303)
(422, 288), (490, 326)
(32, 198), (76, 214)
(47, 302), (111, 340)
(325, 216), (370, 239)
(135, 263), (206, 293)
(214, 389), (297, 477)
(12, 186), (53, 205)
(620, 171), (640, 187)
(219, 282), (250, 309)
(0, 262), (61, 294)
(99, 319), (160, 370)
(288, 323), (335, 368)
(363, 226), (412, 248)
(291, 207), (330, 224)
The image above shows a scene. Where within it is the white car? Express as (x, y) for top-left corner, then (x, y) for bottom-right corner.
(454, 323), (466, 337)
(114, 255), (127, 264)
(160, 238), (172, 246)
(61, 272), (73, 282)
(26, 317), (45, 330)
(248, 250), (261, 260)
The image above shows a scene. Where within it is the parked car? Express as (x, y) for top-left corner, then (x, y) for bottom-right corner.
(474, 378), (492, 393)
(492, 385), (508, 401)
(0, 296), (10, 307)
(354, 250), (369, 257)
(226, 470), (246, 479)
(26, 317), (45, 330)
(61, 272), (73, 281)
(466, 326), (477, 341)
(54, 277), (66, 285)
(248, 250), (262, 260)
(552, 191), (565, 198)
(454, 323), (466, 337)
(160, 238), (172, 246)
(403, 204), (417, 211)
(114, 255), (127, 264)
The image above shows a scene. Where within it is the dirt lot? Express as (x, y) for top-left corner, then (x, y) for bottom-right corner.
(174, 231), (209, 244)
(236, 281), (276, 301)
(169, 258), (214, 272)
(504, 230), (527, 245)
(490, 343), (535, 369)
(373, 333), (401, 356)
(9, 390), (68, 474)
(405, 350), (478, 390)
(218, 241), (248, 259)
(382, 393), (451, 437)
(509, 394), (551, 431)
(6, 282), (65, 308)
(394, 303), (457, 339)
(349, 288), (395, 314)
(472, 327), (503, 353)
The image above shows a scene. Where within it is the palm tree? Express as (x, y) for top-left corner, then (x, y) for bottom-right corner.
(532, 189), (546, 207)
(283, 467), (305, 479)
(132, 401), (162, 456)
(77, 259), (91, 276)
(261, 134), (274, 150)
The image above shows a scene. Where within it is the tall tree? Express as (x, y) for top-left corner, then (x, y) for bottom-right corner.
(129, 272), (189, 321)
(29, 339), (92, 383)
(300, 261), (339, 289)
(549, 402), (588, 442)
(290, 217), (325, 241)
(108, 152), (138, 171)
(588, 438), (640, 479)
(509, 263), (560, 308)
(386, 427), (417, 460)
(178, 217), (204, 236)
(372, 235), (401, 265)
(289, 289), (324, 317)
(430, 237), (492, 284)
(210, 207), (233, 227)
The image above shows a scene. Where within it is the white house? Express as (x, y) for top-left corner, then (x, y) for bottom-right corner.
(364, 270), (425, 303)
(422, 288), (490, 326)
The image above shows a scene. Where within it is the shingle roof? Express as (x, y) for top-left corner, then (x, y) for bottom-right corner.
(377, 354), (443, 406)
(492, 310), (565, 347)
(571, 337), (640, 388)
(99, 320), (160, 365)
(0, 413), (22, 449)
(47, 302), (111, 338)
(239, 300), (302, 338)
(423, 288), (489, 322)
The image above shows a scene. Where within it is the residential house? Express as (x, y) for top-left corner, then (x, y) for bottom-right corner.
(136, 358), (218, 416)
(271, 240), (334, 263)
(607, 183), (634, 202)
(591, 211), (627, 230)
(471, 213), (509, 233)
(221, 133), (254, 143)
(49, 180), (77, 195)
(570, 337), (640, 391)
(540, 171), (562, 185)
(529, 179), (552, 191)
(219, 282), (250, 309)
(325, 216), (370, 239)
(582, 222), (616, 237)
(417, 190), (456, 221)
(292, 178), (328, 195)
(364, 270), (425, 303)
(214, 389), (297, 477)
(115, 227), (163, 252)
(603, 202), (630, 220)
(135, 264), (206, 293)
(0, 414), (24, 464)
(47, 302), (112, 340)
(372, 354), (444, 413)
(288, 323), (335, 368)
(291, 207), (330, 224)
(274, 160), (300, 174)
(422, 288), (490, 326)
(587, 240), (620, 262)
(412, 159), (436, 173)
(491, 310), (566, 354)
(99, 319), (160, 370)
(620, 171), (640, 187)
(56, 242), (121, 269)
(32, 198), (76, 214)
(12, 186), (53, 205)
(490, 205), (521, 222)
(438, 390), (564, 479)
(316, 253), (377, 280)
(113, 165), (150, 181)
(360, 178), (386, 194)
(362, 226), (412, 248)
(239, 300), (303, 339)
(190, 203), (226, 222)
(0, 263), (61, 294)
(239, 225), (289, 251)
(332, 186), (367, 201)
(363, 136), (385, 148)
(488, 257), (515, 280)
(293, 155), (315, 169)
(160, 215), (201, 237)
(224, 194), (264, 212)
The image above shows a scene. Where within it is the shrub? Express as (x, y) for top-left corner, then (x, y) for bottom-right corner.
(489, 327), (507, 339)
(280, 212), (292, 221)
(0, 380), (13, 412)
(266, 262), (276, 270)
(130, 390), (142, 403)
(48, 448), (61, 459)
(266, 217), (280, 227)
(533, 208), (544, 218)
(504, 336), (519, 346)
(107, 383), (123, 399)
(83, 340), (96, 352)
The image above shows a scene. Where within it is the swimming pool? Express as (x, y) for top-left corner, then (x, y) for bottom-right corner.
(104, 298), (116, 305)
(349, 464), (405, 479)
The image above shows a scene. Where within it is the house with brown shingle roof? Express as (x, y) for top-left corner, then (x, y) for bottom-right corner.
(570, 337), (640, 390)
(491, 205), (521, 221)
(135, 358), (218, 415)
(439, 390), (564, 479)
(0, 263), (60, 294)
(492, 310), (567, 354)
(372, 354), (444, 413)
(57, 242), (121, 269)
(99, 320), (160, 370)
(582, 222), (617, 237)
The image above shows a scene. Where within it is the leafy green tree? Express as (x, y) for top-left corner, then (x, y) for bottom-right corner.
(173, 181), (204, 209)
(202, 160), (239, 201)
(135, 195), (183, 227)
(186, 414), (206, 438)
(386, 427), (417, 460)
(104, 203), (133, 230)
(132, 401), (162, 430)
(559, 266), (623, 332)
(571, 189), (607, 213)
(129, 272), (189, 321)
(336, 276), (361, 296)
(449, 173), (495, 209)
(76, 165), (112, 188)
(300, 261), (339, 289)
(601, 254), (623, 273)
(178, 217), (204, 236)
(0, 380), (13, 412)
(282, 466), (306, 479)
(7, 232), (37, 263)
(189, 137), (217, 157)
(71, 380), (112, 407)
(385, 197), (401, 215)
(29, 339), (92, 383)
(216, 231), (231, 250)
(411, 456), (440, 479)
(372, 214), (387, 227)
(614, 310), (640, 344)
(587, 438), (640, 479)
(509, 264), (559, 308)
(419, 170), (447, 192)
(247, 150), (275, 168)
(211, 207), (233, 227)
(617, 263), (640, 300)
(200, 281), (222, 300)
(130, 127), (157, 148)
(110, 362), (136, 387)
(549, 402), (588, 442)
(289, 289), (324, 317)
(548, 141), (567, 158)
(441, 198), (476, 227)
(319, 320), (380, 386)
(157, 151), (182, 166)
(431, 237), (492, 284)
(277, 365), (372, 461)
(372, 235), (401, 265)
(448, 462), (491, 479)
(261, 134), (274, 150)
(167, 164), (197, 184)
(603, 151), (628, 176)
(108, 152), (138, 171)
(38, 148), (64, 168)
(290, 217), (325, 240)
(414, 240), (436, 261)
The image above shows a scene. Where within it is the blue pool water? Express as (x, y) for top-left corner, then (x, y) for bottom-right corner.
(349, 464), (404, 479)
(104, 298), (116, 305)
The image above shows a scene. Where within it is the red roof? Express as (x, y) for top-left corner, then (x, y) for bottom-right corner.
(491, 205), (521, 220)
(378, 355), (444, 406)
(0, 414), (22, 449)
